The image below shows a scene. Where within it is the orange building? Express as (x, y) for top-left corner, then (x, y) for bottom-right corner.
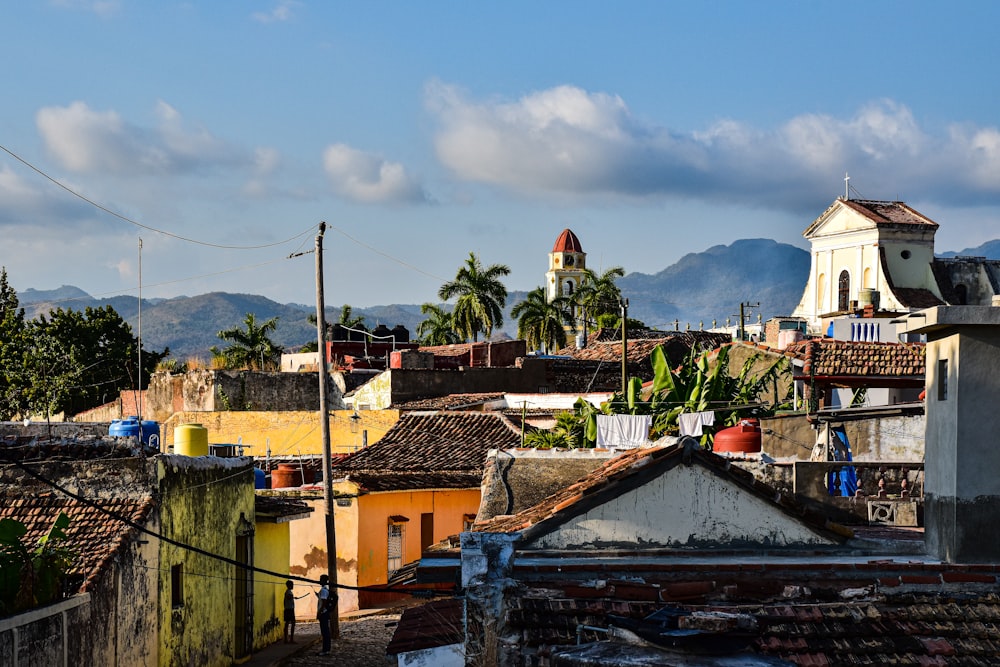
(328, 411), (523, 608)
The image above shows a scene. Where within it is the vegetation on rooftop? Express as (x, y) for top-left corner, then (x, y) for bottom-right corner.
(0, 513), (74, 618)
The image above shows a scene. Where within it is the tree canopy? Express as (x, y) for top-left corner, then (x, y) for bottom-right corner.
(211, 312), (283, 371)
(0, 269), (168, 420)
(438, 252), (510, 342)
(416, 303), (461, 346)
(511, 287), (573, 354)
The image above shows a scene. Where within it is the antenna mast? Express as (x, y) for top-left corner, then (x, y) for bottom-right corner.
(844, 172), (850, 200)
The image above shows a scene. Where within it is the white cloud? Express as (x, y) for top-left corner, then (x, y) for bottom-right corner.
(36, 101), (241, 175)
(252, 0), (300, 24)
(322, 144), (427, 204)
(427, 83), (1000, 210)
(0, 163), (93, 226)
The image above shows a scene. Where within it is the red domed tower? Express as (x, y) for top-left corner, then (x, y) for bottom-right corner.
(546, 229), (587, 302)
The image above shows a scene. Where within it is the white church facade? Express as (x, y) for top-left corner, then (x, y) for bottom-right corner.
(792, 198), (1000, 333)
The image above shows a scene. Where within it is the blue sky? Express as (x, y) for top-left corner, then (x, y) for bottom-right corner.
(2, 1), (999, 308)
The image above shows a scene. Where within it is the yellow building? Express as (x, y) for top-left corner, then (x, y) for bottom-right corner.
(281, 411), (523, 614)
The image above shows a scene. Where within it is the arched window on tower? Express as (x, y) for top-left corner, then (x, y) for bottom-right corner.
(563, 280), (574, 296)
(838, 270), (850, 311)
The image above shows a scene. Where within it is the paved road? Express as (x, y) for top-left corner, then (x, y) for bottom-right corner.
(285, 613), (401, 666)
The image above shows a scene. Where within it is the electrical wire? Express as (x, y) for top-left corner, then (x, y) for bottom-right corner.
(326, 224), (448, 283)
(0, 143), (317, 250)
(2, 457), (452, 596)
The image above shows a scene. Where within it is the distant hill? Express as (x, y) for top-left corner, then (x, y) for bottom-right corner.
(19, 237), (997, 360)
(937, 239), (1000, 259)
(617, 238), (810, 329)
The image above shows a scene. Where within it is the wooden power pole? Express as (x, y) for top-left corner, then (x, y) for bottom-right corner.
(315, 222), (339, 639)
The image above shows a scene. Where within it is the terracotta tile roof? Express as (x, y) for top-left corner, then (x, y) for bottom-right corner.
(552, 228), (584, 253)
(0, 491), (155, 594)
(890, 287), (947, 309)
(787, 340), (925, 379)
(331, 412), (523, 491)
(473, 442), (850, 543)
(840, 199), (939, 228)
(392, 392), (505, 411)
(555, 332), (731, 365)
(254, 494), (313, 522)
(385, 598), (465, 656)
(503, 568), (1000, 665)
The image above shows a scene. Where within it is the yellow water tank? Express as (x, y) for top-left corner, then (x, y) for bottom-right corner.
(174, 423), (209, 456)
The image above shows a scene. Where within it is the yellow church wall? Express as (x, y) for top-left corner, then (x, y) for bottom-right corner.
(159, 410), (400, 457)
(253, 521), (290, 650)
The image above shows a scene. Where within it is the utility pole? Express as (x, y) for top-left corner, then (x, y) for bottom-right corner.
(619, 297), (629, 395)
(315, 222), (339, 639)
(734, 301), (760, 341)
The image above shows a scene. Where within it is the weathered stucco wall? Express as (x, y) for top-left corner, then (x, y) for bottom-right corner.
(253, 521), (289, 649)
(351, 363), (549, 409)
(0, 457), (159, 667)
(146, 370), (345, 421)
(155, 455), (256, 667)
(156, 409), (400, 456)
(760, 412), (924, 462)
(525, 464), (835, 550)
(284, 488), (359, 617)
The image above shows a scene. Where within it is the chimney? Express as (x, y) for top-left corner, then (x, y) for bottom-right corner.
(901, 306), (1000, 562)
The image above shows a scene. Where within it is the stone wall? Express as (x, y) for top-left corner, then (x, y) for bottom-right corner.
(145, 370), (345, 421)
(760, 411), (924, 462)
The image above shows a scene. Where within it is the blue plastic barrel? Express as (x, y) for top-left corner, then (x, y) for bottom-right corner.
(109, 417), (140, 439)
(254, 468), (267, 489)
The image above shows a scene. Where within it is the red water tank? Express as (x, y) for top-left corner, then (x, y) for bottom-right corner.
(713, 419), (762, 453)
(270, 463), (304, 488)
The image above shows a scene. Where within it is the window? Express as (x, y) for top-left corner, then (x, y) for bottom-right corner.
(171, 564), (184, 608)
(838, 271), (850, 312)
(937, 359), (949, 401)
(387, 522), (405, 576)
(463, 514), (477, 532)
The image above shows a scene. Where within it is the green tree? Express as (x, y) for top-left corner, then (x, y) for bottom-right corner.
(33, 306), (168, 416)
(19, 317), (81, 430)
(438, 252), (510, 342)
(0, 513), (73, 616)
(211, 312), (283, 370)
(416, 303), (461, 346)
(511, 288), (573, 353)
(0, 268), (27, 420)
(575, 266), (625, 337)
(567, 345), (790, 448)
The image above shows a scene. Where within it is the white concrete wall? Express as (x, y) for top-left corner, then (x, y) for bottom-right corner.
(526, 464), (834, 550)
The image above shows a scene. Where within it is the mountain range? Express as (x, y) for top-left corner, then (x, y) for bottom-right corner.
(18, 237), (1000, 361)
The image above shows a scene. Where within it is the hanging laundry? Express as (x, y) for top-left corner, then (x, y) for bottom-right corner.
(596, 414), (653, 449)
(678, 411), (715, 437)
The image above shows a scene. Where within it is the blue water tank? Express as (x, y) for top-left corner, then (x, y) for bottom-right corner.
(138, 420), (160, 447)
(109, 417), (140, 439)
(109, 416), (160, 447)
(254, 468), (267, 490)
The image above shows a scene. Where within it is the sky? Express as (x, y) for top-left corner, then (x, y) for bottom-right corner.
(2, 1), (999, 309)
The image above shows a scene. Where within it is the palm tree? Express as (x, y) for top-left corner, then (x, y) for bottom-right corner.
(417, 304), (461, 346)
(575, 267), (625, 343)
(438, 252), (511, 342)
(511, 288), (573, 353)
(336, 304), (366, 330)
(211, 312), (283, 370)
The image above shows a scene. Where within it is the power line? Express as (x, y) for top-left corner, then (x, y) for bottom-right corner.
(0, 143), (317, 250)
(326, 224), (448, 283)
(2, 457), (451, 596)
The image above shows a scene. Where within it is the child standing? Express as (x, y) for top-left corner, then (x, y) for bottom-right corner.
(283, 580), (306, 644)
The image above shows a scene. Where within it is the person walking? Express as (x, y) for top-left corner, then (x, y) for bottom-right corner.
(316, 574), (331, 656)
(283, 580), (309, 644)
